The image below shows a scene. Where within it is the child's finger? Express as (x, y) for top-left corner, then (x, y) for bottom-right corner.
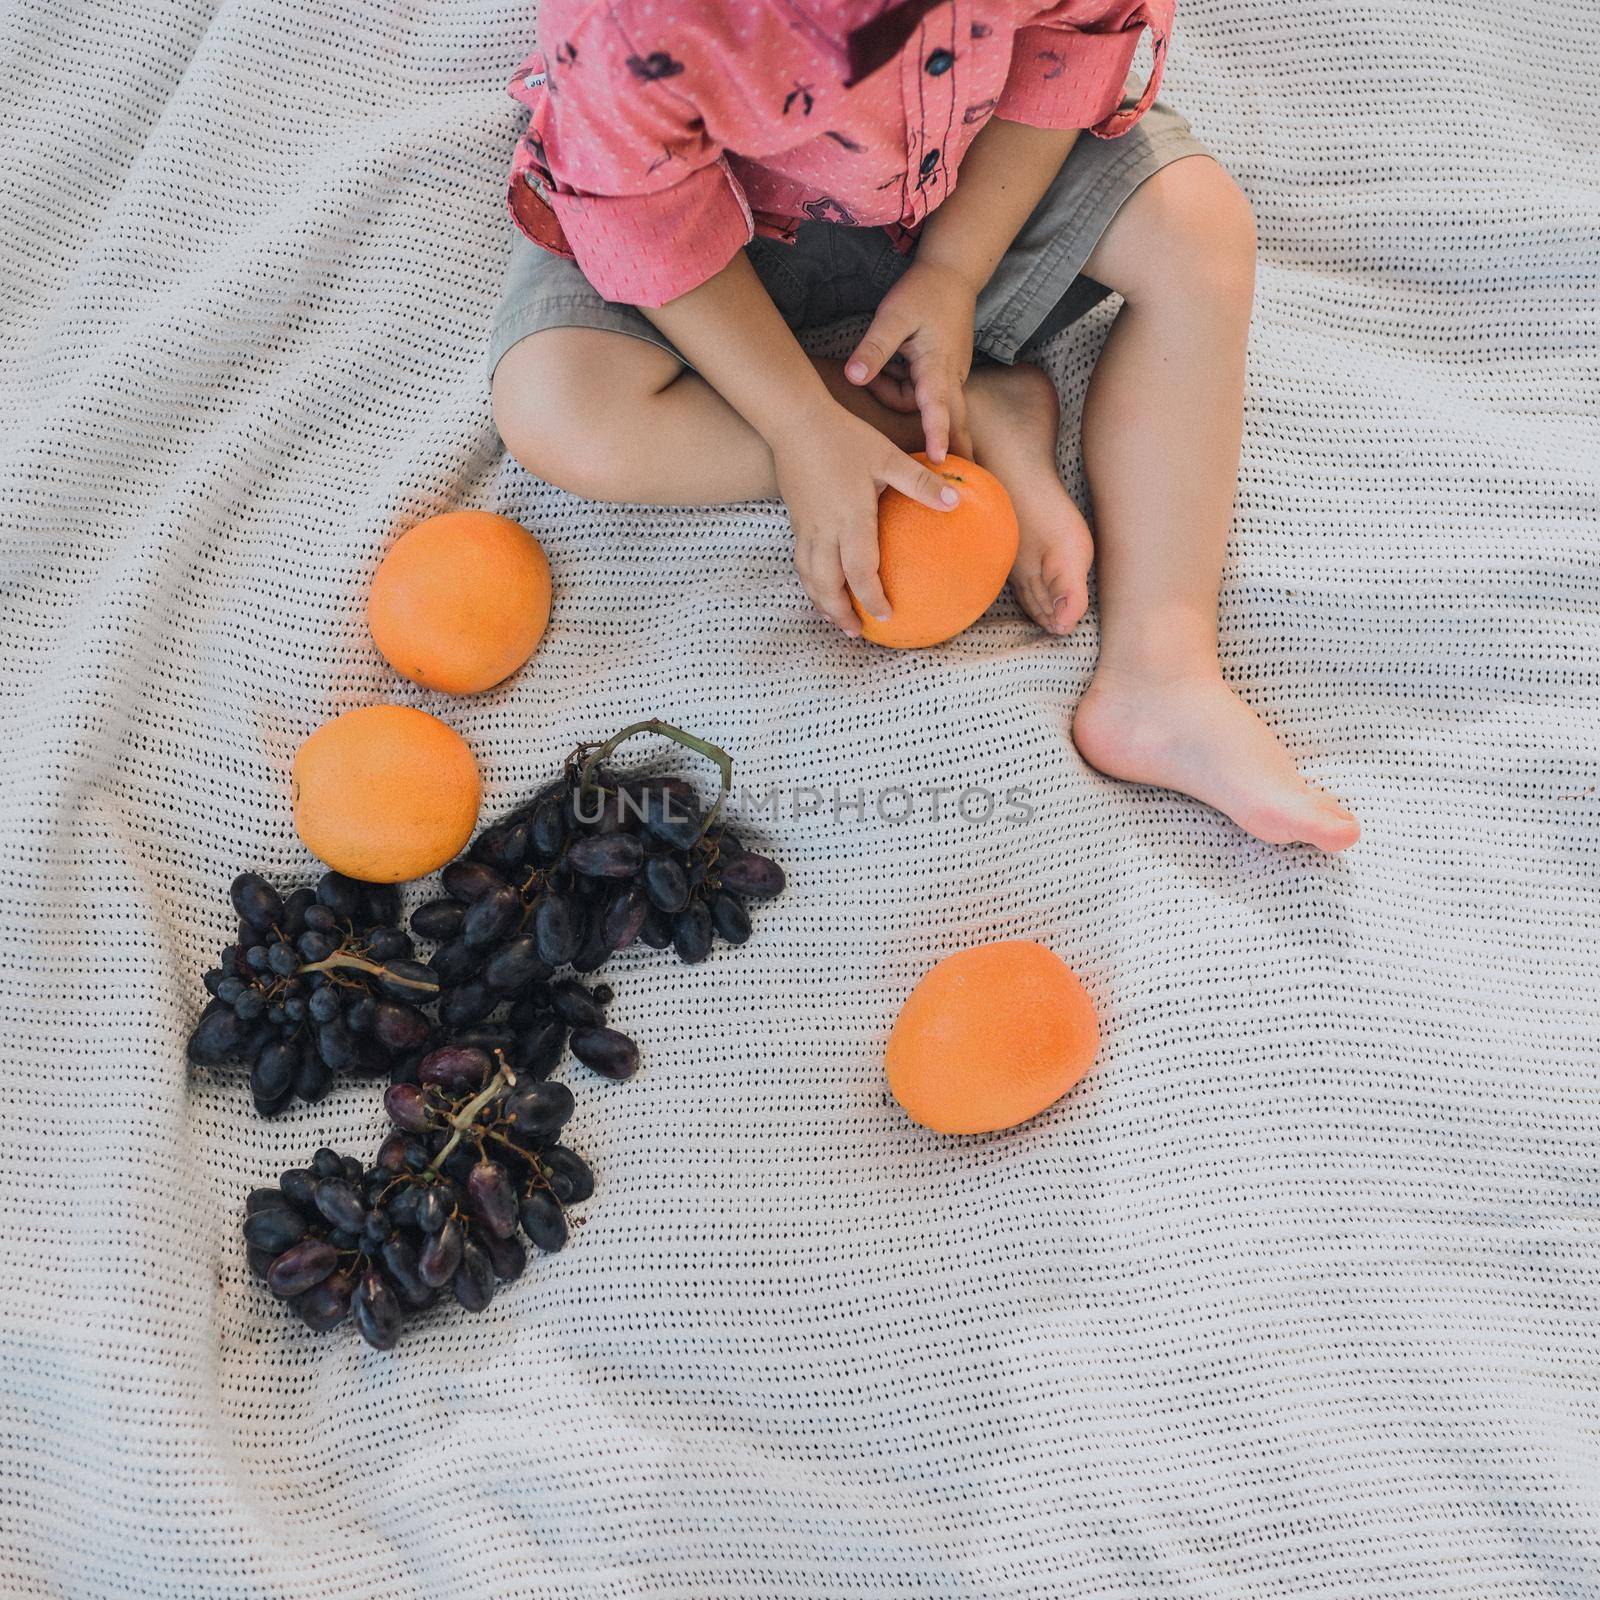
(920, 395), (951, 464)
(949, 387), (973, 461)
(845, 305), (914, 385)
(866, 372), (918, 413)
(913, 366), (956, 462)
(796, 540), (863, 637)
(881, 450), (960, 512)
(840, 524), (891, 621)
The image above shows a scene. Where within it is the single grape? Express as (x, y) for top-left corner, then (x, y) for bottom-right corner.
(379, 1235), (434, 1308)
(384, 1082), (435, 1133)
(414, 1186), (450, 1234)
(231, 873), (285, 933)
(266, 1238), (339, 1299)
(530, 795), (567, 861)
(365, 926), (413, 962)
(550, 979), (604, 1030)
(353, 1267), (403, 1349)
(314, 872), (369, 920)
(511, 1021), (565, 1080)
(302, 904), (338, 934)
(418, 1045), (492, 1095)
(363, 882), (403, 925)
(637, 906), (674, 950)
(532, 895), (578, 966)
(410, 898), (465, 942)
(295, 1051), (335, 1104)
(453, 1241), (497, 1312)
(569, 1026), (640, 1080)
(709, 892), (752, 945)
(418, 1219), (464, 1289)
(312, 1180), (366, 1234)
(642, 855), (690, 914)
(187, 1005), (244, 1065)
(253, 1039), (298, 1100)
(483, 1229), (528, 1282)
(483, 937), (547, 994)
(601, 883), (649, 951)
(375, 1133), (408, 1173)
(718, 851), (786, 900)
(307, 985), (342, 1024)
(317, 1020), (360, 1072)
(242, 1206), (307, 1254)
(519, 1191), (568, 1253)
(640, 788), (701, 851)
(504, 1080), (575, 1141)
(566, 834), (645, 880)
(442, 861), (508, 903)
(672, 901), (713, 964)
(372, 1000), (430, 1052)
(279, 1169), (319, 1214)
(571, 916), (611, 973)
(295, 1269), (354, 1332)
(233, 988), (267, 1022)
(345, 994), (377, 1034)
(266, 941), (298, 977)
(466, 1161), (519, 1239)
(440, 981), (497, 1030)
(462, 884), (522, 948)
(541, 1145), (595, 1204)
(311, 1148), (343, 1180)
(281, 887), (315, 934)
(429, 939), (487, 986)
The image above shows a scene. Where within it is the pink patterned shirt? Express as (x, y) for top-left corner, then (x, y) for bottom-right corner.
(507, 0), (1173, 307)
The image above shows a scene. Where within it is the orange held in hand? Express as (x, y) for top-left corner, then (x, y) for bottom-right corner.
(368, 510), (551, 695)
(886, 940), (1098, 1134)
(854, 454), (1019, 648)
(293, 705), (481, 884)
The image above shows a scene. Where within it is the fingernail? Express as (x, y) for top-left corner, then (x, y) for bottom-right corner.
(939, 487), (959, 507)
(845, 361), (867, 383)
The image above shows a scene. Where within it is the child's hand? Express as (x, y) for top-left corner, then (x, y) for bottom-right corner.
(843, 259), (978, 462)
(773, 400), (958, 636)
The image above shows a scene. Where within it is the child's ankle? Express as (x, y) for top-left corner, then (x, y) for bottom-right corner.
(1094, 615), (1221, 685)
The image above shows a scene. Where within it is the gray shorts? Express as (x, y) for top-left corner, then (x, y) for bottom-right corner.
(488, 89), (1209, 379)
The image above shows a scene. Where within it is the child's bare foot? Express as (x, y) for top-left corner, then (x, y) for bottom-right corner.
(966, 361), (1093, 636)
(1073, 663), (1361, 851)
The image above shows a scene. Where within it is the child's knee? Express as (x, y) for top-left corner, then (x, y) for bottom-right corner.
(1105, 157), (1257, 313)
(492, 328), (671, 498)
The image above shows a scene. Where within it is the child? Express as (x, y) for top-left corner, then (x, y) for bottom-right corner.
(490, 0), (1360, 851)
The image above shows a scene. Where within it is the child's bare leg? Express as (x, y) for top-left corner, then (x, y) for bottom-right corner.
(1067, 158), (1360, 851)
(493, 330), (920, 506)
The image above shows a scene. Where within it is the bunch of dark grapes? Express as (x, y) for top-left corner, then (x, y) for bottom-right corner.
(408, 756), (784, 1077)
(243, 1044), (591, 1348)
(190, 870), (440, 1114)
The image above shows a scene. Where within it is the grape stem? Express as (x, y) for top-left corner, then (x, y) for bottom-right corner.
(577, 718), (733, 838)
(298, 950), (438, 992)
(428, 1060), (515, 1174)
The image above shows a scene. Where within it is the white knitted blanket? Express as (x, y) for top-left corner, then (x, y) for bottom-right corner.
(1, 1), (1597, 1594)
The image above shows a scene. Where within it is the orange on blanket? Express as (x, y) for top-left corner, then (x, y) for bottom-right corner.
(368, 510), (551, 694)
(292, 706), (480, 883)
(854, 454), (1019, 648)
(885, 940), (1098, 1134)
